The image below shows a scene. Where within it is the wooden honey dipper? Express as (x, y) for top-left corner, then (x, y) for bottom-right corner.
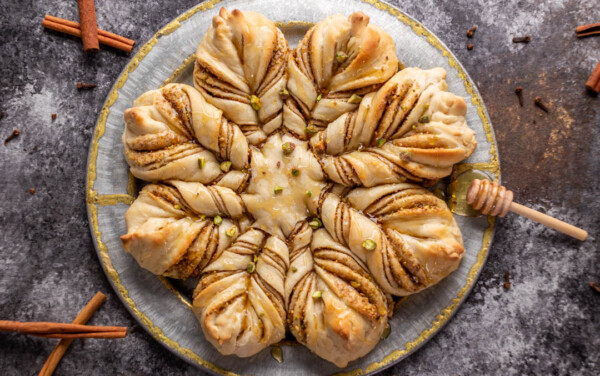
(466, 179), (588, 241)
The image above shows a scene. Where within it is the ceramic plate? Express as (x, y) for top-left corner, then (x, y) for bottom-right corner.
(86, 0), (500, 374)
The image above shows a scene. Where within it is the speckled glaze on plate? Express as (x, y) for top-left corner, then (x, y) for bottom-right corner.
(85, 0), (500, 374)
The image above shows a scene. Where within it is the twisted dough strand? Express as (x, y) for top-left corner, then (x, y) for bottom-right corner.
(121, 182), (246, 279)
(285, 222), (388, 368)
(193, 228), (288, 357)
(317, 183), (464, 296)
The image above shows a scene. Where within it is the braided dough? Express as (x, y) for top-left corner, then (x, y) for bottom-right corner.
(120, 8), (477, 367)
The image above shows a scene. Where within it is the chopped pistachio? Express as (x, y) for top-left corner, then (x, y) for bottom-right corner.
(381, 324), (391, 339)
(305, 124), (318, 136)
(362, 239), (377, 251)
(282, 141), (296, 155)
(253, 254), (258, 263)
(274, 185), (283, 194)
(271, 346), (283, 363)
(412, 125), (417, 129)
(348, 94), (363, 104)
(279, 88), (290, 99)
(250, 95), (262, 111)
(291, 266), (298, 273)
(247, 262), (256, 273)
(306, 190), (312, 197)
(226, 226), (236, 237)
(418, 115), (430, 123)
(350, 281), (361, 288)
(335, 51), (348, 63)
(423, 102), (430, 111)
(377, 138), (386, 148)
(316, 93), (322, 101)
(173, 204), (181, 210)
(291, 168), (300, 176)
(308, 218), (322, 229)
(213, 215), (222, 226)
(220, 161), (232, 173)
(312, 290), (322, 299)
(198, 157), (206, 169)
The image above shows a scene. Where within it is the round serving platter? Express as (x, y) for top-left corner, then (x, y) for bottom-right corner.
(86, 0), (500, 374)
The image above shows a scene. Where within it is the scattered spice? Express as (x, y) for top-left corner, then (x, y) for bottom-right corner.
(377, 138), (386, 148)
(247, 262), (256, 274)
(282, 141), (296, 155)
(274, 185), (283, 194)
(466, 25), (477, 38)
(250, 95), (262, 111)
(534, 96), (549, 113)
(226, 227), (236, 237)
(220, 161), (232, 172)
(418, 115), (430, 123)
(590, 282), (600, 293)
(291, 168), (300, 176)
(348, 94), (362, 104)
(198, 157), (206, 169)
(306, 190), (312, 197)
(467, 43), (474, 50)
(503, 270), (511, 290)
(51, 113), (57, 120)
(381, 324), (391, 339)
(312, 290), (322, 299)
(213, 216), (222, 226)
(271, 346), (283, 363)
(335, 51), (348, 63)
(308, 218), (322, 229)
(362, 239), (377, 251)
(29, 188), (36, 195)
(279, 88), (289, 99)
(512, 35), (531, 44)
(76, 82), (96, 89)
(585, 61), (600, 94)
(575, 23), (600, 38)
(4, 129), (20, 146)
(515, 87), (523, 107)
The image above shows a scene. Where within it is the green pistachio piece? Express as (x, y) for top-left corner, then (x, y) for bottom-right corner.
(198, 157), (206, 169)
(335, 51), (348, 63)
(213, 215), (222, 226)
(308, 218), (322, 229)
(250, 95), (262, 111)
(274, 185), (283, 194)
(362, 239), (377, 251)
(312, 290), (322, 299)
(348, 94), (363, 104)
(282, 142), (296, 155)
(220, 161), (232, 173)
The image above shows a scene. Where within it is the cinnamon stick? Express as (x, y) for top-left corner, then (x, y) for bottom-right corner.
(585, 61), (600, 94)
(0, 320), (126, 335)
(39, 292), (106, 376)
(576, 23), (600, 38)
(34, 331), (127, 340)
(78, 0), (99, 52)
(42, 16), (134, 53)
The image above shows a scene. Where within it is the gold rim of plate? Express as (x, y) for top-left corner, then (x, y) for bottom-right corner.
(85, 0), (500, 375)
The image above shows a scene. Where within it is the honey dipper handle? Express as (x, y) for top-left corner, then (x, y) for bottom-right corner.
(509, 202), (588, 241)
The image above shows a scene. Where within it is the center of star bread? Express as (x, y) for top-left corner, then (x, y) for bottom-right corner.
(241, 134), (326, 239)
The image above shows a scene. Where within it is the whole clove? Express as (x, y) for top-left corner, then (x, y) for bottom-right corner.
(515, 87), (523, 106)
(52, 113), (57, 120)
(77, 82), (97, 90)
(534, 97), (549, 113)
(29, 188), (36, 195)
(467, 43), (474, 50)
(467, 25), (477, 38)
(512, 36), (531, 44)
(590, 282), (600, 294)
(4, 129), (20, 145)
(503, 271), (511, 290)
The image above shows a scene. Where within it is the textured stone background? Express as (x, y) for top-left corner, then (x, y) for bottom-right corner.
(0, 0), (598, 375)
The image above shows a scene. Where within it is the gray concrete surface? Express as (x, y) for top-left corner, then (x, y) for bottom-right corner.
(0, 0), (598, 374)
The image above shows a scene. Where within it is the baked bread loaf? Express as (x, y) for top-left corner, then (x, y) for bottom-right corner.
(120, 8), (477, 367)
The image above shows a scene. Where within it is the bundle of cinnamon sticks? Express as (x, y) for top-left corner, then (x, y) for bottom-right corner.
(42, 0), (134, 53)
